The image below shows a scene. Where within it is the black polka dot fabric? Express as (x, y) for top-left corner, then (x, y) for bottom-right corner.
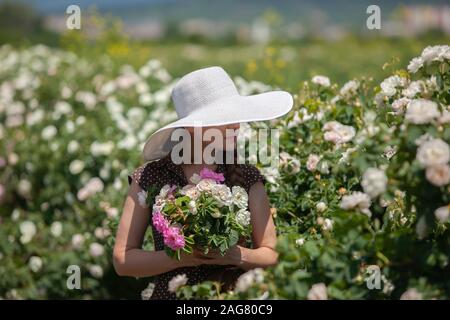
(127, 154), (265, 300)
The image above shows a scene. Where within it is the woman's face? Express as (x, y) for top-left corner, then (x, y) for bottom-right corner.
(185, 123), (240, 151)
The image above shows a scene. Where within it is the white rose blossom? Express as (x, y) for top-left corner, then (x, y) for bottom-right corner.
(405, 99), (440, 124)
(361, 168), (387, 199)
(89, 242), (104, 257)
(400, 288), (423, 300)
(425, 164), (450, 187)
(168, 274), (188, 293)
(340, 191), (372, 217)
(391, 97), (410, 115)
(380, 75), (406, 97)
(20, 220), (36, 244)
(307, 283), (328, 300)
(236, 209), (251, 227)
(28, 256), (43, 273)
(232, 186), (248, 209)
(322, 218), (334, 231)
(407, 57), (423, 73)
(50, 221), (63, 237)
(89, 265), (103, 278)
(416, 138), (450, 167)
(137, 189), (148, 208)
(306, 154), (321, 172)
(312, 75), (331, 87)
(323, 121), (355, 144)
(196, 179), (216, 193)
(434, 205), (450, 223)
(235, 268), (264, 293)
(141, 283), (155, 300)
(339, 80), (359, 98)
(211, 184), (233, 207)
(316, 201), (327, 213)
(71, 234), (85, 249)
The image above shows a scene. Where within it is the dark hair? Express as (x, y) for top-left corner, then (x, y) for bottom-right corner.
(223, 149), (245, 188)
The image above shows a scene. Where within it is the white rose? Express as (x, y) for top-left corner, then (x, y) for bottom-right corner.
(322, 218), (334, 231)
(212, 184), (233, 207)
(295, 238), (305, 246)
(69, 160), (85, 175)
(402, 81), (422, 98)
(316, 202), (327, 213)
(168, 274), (188, 293)
(405, 99), (440, 124)
(400, 288), (423, 300)
(141, 283), (155, 300)
(188, 200), (197, 214)
(426, 164), (450, 187)
(182, 185), (200, 201)
(137, 189), (148, 208)
(416, 138), (450, 167)
(20, 220), (36, 244)
(41, 125), (57, 140)
(232, 186), (248, 209)
(260, 166), (280, 186)
(90, 141), (114, 156)
(159, 184), (172, 198)
(323, 121), (355, 144)
(196, 179), (216, 193)
(391, 97), (410, 115)
(236, 209), (251, 227)
(89, 265), (103, 278)
(361, 168), (387, 198)
(17, 179), (32, 198)
(307, 283), (328, 300)
(71, 234), (85, 249)
(28, 256), (43, 273)
(339, 80), (359, 98)
(421, 45), (449, 63)
(434, 205), (450, 223)
(340, 191), (372, 217)
(407, 57), (423, 73)
(306, 154), (321, 172)
(312, 75), (331, 87)
(50, 221), (63, 237)
(380, 75), (405, 97)
(235, 268), (264, 293)
(89, 242), (104, 257)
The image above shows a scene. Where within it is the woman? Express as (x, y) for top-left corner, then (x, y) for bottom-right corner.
(113, 66), (293, 299)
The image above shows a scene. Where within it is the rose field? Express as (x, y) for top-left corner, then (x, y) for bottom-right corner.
(1, 14), (450, 299)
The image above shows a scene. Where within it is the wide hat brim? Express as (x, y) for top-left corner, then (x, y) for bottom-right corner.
(142, 90), (293, 162)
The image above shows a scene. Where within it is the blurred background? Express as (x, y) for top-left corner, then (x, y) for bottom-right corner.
(0, 0), (449, 300)
(1, 0), (449, 88)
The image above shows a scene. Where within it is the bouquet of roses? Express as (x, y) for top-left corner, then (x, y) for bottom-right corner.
(145, 168), (252, 260)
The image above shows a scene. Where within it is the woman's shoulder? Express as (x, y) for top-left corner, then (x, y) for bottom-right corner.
(127, 157), (170, 190)
(236, 163), (266, 191)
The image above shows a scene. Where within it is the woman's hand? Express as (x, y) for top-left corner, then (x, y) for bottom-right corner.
(191, 245), (243, 266)
(178, 245), (243, 267)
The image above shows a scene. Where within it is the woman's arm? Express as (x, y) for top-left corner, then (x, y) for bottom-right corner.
(197, 181), (279, 271)
(113, 180), (209, 277)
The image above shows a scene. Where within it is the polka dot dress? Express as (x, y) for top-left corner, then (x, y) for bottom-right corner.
(127, 154), (266, 300)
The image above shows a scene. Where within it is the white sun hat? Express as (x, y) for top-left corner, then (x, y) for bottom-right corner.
(142, 66), (293, 161)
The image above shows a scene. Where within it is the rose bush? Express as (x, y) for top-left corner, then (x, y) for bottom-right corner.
(1, 42), (449, 300)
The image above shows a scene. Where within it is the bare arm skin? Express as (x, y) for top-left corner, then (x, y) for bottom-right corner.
(112, 180), (215, 277)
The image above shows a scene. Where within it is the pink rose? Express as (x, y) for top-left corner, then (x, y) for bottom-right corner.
(163, 226), (185, 250)
(152, 211), (170, 234)
(199, 167), (225, 183)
